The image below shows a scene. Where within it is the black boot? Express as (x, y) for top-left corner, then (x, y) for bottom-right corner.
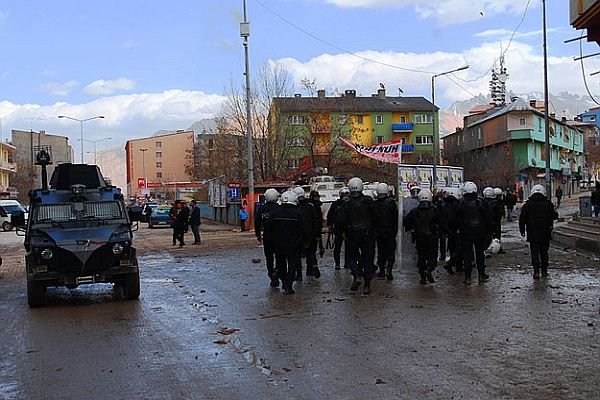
(541, 266), (548, 278)
(296, 269), (303, 282)
(376, 267), (386, 278)
(335, 264), (341, 270)
(385, 266), (393, 281)
(363, 278), (371, 295)
(533, 268), (540, 280)
(350, 276), (362, 291)
(269, 273), (279, 287)
(305, 266), (314, 277)
(420, 273), (427, 284)
(283, 282), (295, 295)
(443, 264), (454, 275)
(478, 269), (489, 283)
(313, 266), (321, 279)
(426, 271), (435, 283)
(463, 271), (472, 285)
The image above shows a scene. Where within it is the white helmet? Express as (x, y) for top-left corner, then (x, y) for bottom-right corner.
(264, 188), (279, 202)
(494, 188), (503, 197)
(483, 187), (496, 198)
(292, 186), (306, 200)
(462, 181), (478, 194)
(530, 184), (546, 197)
(281, 191), (298, 205)
(409, 186), (421, 198)
(376, 182), (389, 197)
(339, 187), (350, 197)
(348, 177), (364, 192)
(444, 187), (459, 199)
(418, 188), (433, 202)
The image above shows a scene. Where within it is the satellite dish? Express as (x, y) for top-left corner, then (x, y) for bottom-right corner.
(498, 73), (508, 83)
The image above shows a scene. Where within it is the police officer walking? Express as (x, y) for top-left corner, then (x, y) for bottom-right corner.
(293, 187), (321, 280)
(519, 184), (558, 279)
(373, 183), (398, 281)
(326, 187), (351, 270)
(271, 191), (310, 294)
(339, 177), (376, 294)
(438, 188), (462, 274)
(255, 188), (280, 287)
(454, 182), (492, 285)
(404, 189), (439, 284)
(483, 187), (504, 243)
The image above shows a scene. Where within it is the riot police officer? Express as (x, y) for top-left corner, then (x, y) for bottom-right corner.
(373, 183), (398, 281)
(438, 187), (462, 274)
(519, 184), (558, 279)
(255, 188), (280, 287)
(339, 177), (376, 294)
(404, 189), (440, 284)
(271, 191), (310, 294)
(326, 187), (350, 270)
(293, 186), (321, 279)
(454, 182), (492, 285)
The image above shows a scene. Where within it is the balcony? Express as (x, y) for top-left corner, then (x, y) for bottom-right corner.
(0, 161), (17, 172)
(313, 143), (332, 156)
(392, 123), (414, 132)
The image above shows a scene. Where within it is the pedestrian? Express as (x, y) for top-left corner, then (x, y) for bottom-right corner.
(169, 201), (178, 246)
(338, 177), (376, 295)
(239, 206), (248, 232)
(453, 182), (492, 285)
(438, 187), (462, 274)
(591, 185), (600, 218)
(373, 182), (398, 281)
(504, 189), (517, 222)
(271, 191), (310, 295)
(172, 201), (188, 247)
(519, 184), (558, 279)
(404, 189), (440, 284)
(255, 188), (280, 287)
(555, 186), (563, 209)
(326, 187), (351, 270)
(189, 200), (202, 245)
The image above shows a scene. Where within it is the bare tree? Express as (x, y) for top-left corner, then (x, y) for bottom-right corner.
(12, 162), (36, 203)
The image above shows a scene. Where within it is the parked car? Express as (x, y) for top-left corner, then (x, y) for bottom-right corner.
(148, 206), (172, 228)
(0, 199), (28, 231)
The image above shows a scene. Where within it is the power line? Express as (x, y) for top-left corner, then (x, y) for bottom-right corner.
(579, 31), (600, 106)
(253, 0), (434, 75)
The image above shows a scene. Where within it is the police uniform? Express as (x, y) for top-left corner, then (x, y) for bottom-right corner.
(255, 200), (280, 286)
(373, 195), (398, 280)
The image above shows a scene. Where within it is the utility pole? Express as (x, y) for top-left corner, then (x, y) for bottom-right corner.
(241, 0), (255, 229)
(542, 0), (552, 198)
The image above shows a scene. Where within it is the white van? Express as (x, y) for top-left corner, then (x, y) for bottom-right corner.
(0, 200), (28, 231)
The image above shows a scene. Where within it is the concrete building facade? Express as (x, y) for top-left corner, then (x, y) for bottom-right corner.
(11, 129), (73, 189)
(0, 142), (17, 197)
(125, 130), (195, 199)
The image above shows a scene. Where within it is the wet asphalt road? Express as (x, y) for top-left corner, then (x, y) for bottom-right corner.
(1, 224), (599, 400)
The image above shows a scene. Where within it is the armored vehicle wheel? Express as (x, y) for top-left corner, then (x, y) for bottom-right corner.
(27, 280), (45, 307)
(2, 221), (13, 231)
(122, 258), (140, 300)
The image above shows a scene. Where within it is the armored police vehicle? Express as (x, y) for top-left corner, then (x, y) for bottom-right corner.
(14, 149), (141, 307)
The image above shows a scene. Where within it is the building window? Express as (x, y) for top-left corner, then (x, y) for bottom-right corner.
(288, 115), (306, 125)
(155, 141), (162, 148)
(208, 139), (215, 150)
(415, 136), (434, 144)
(156, 172), (162, 179)
(477, 127), (482, 140)
(519, 117), (526, 126)
(287, 158), (301, 169)
(338, 114), (348, 125)
(400, 116), (407, 123)
(156, 162), (162, 168)
(376, 136), (384, 143)
(414, 114), (433, 124)
(357, 115), (364, 124)
(376, 115), (383, 125)
(156, 152), (162, 159)
(287, 137), (304, 146)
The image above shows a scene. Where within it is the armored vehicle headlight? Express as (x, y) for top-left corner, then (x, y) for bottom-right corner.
(41, 248), (53, 260)
(112, 243), (124, 255)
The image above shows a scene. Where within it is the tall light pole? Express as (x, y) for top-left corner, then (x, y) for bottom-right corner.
(139, 148), (149, 188)
(431, 65), (469, 189)
(79, 137), (111, 164)
(58, 115), (105, 163)
(241, 0), (255, 229)
(542, 0), (552, 198)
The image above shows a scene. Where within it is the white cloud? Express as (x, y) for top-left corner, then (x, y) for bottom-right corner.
(325, 0), (534, 25)
(271, 40), (599, 104)
(83, 78), (137, 96)
(475, 27), (561, 39)
(40, 80), (79, 96)
(0, 90), (226, 148)
(121, 38), (140, 49)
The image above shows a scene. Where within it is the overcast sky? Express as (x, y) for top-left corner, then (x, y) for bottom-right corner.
(0, 0), (598, 159)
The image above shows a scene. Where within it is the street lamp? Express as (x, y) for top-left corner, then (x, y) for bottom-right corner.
(57, 115), (105, 163)
(139, 148), (149, 188)
(79, 137), (111, 164)
(431, 65), (469, 189)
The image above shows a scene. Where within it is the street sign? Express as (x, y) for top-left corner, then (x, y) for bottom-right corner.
(137, 177), (146, 189)
(228, 187), (240, 200)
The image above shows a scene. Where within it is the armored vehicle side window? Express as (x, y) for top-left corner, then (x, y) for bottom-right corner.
(34, 201), (124, 222)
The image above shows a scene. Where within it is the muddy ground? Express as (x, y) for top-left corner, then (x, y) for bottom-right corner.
(0, 216), (599, 400)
